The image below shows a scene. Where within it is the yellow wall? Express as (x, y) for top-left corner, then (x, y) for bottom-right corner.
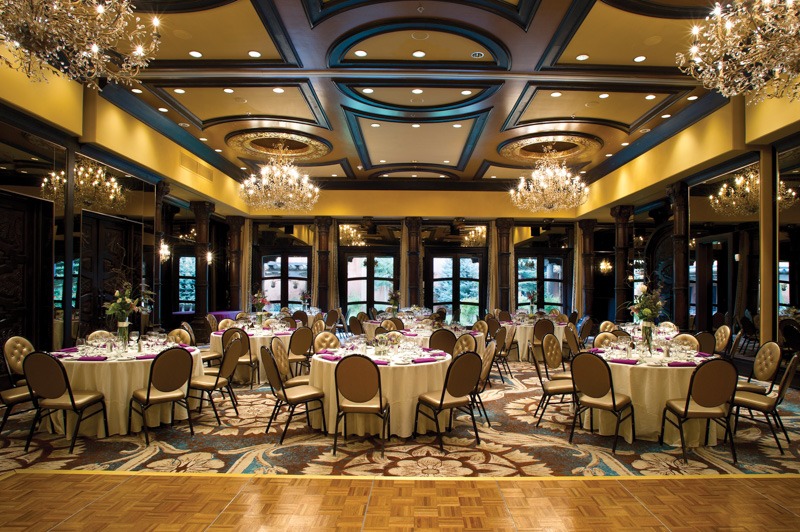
(745, 96), (800, 145)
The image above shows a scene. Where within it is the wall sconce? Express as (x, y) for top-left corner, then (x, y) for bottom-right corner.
(734, 253), (740, 262)
(159, 241), (171, 263)
(599, 258), (613, 274)
(206, 250), (214, 264)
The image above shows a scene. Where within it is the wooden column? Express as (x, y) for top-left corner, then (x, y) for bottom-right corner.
(787, 226), (800, 308)
(496, 218), (514, 312)
(405, 217), (422, 306)
(668, 182), (690, 330)
(315, 216), (332, 311)
(190, 201), (214, 342)
(227, 216), (245, 310)
(578, 219), (597, 318)
(611, 205), (634, 323)
(759, 146), (779, 343)
(152, 181), (169, 328)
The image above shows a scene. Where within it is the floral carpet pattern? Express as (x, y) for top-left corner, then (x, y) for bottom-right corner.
(1, 363), (798, 477)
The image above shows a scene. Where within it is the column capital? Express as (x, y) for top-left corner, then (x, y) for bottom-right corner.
(190, 200), (215, 222)
(578, 218), (597, 233)
(666, 181), (689, 208)
(315, 216), (333, 230)
(226, 215), (245, 232)
(495, 218), (514, 233)
(404, 216), (422, 232)
(155, 180), (170, 203)
(610, 205), (633, 222)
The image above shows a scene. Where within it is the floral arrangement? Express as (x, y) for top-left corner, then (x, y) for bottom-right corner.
(300, 290), (311, 303)
(104, 281), (140, 322)
(628, 283), (665, 322)
(388, 288), (401, 307)
(252, 290), (269, 312)
(524, 289), (537, 311)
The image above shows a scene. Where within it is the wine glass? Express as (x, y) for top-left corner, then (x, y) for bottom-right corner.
(76, 337), (86, 354)
(130, 331), (139, 346)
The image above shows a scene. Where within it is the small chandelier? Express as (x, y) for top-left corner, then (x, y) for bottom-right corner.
(339, 224), (366, 246)
(240, 143), (320, 211)
(509, 148), (589, 212)
(159, 241), (171, 263)
(462, 226), (486, 247)
(709, 165), (798, 216)
(0, 1), (161, 90)
(676, 2), (800, 103)
(41, 158), (126, 211)
(599, 258), (613, 274)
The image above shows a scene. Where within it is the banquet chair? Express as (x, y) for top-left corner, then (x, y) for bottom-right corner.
(472, 320), (488, 337)
(333, 354), (390, 456)
(714, 324), (731, 356)
(413, 351), (482, 451)
(168, 328), (191, 345)
(180, 322), (197, 346)
(733, 354), (799, 454)
(0, 382), (31, 435)
(314, 331), (340, 352)
(292, 310), (309, 327)
(348, 316), (364, 336)
(23, 351), (109, 453)
(712, 311), (727, 330)
(485, 317), (502, 339)
(3, 335), (35, 386)
(453, 333), (477, 356)
(570, 352), (634, 454)
(736, 341), (781, 395)
(380, 319), (397, 331)
(435, 307), (448, 321)
(281, 316), (297, 329)
(280, 307), (291, 314)
(369, 307), (379, 320)
(542, 333), (571, 381)
(206, 313), (219, 333)
(128, 347), (194, 446)
(564, 325), (583, 360)
(728, 330), (744, 359)
(87, 330), (113, 342)
(231, 327), (259, 389)
(568, 311), (579, 325)
(505, 325), (519, 359)
(357, 311), (369, 323)
(497, 310), (512, 322)
(235, 312), (249, 320)
(556, 313), (570, 324)
(530, 341), (575, 427)
(659, 321), (678, 332)
(578, 317), (594, 348)
(672, 333), (700, 351)
(593, 332), (617, 349)
(659, 358), (738, 464)
(532, 319), (555, 363)
(373, 326), (389, 336)
(263, 348), (326, 444)
(491, 327), (511, 382)
(269, 339), (309, 388)
(611, 329), (631, 339)
(694, 331), (716, 355)
(189, 335), (244, 425)
(390, 317), (404, 330)
(218, 318), (235, 331)
(288, 326), (314, 375)
(311, 319), (325, 335)
(324, 309), (340, 332)
(598, 320), (616, 333)
(483, 313), (495, 321)
(472, 341), (496, 426)
(738, 316), (760, 354)
(386, 330), (404, 343)
(429, 329), (457, 355)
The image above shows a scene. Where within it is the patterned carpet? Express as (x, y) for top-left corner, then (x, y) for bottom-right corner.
(1, 362), (798, 477)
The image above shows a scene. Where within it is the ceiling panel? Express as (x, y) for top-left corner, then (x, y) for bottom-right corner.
(522, 90), (670, 125)
(344, 30), (493, 63)
(358, 118), (474, 167)
(165, 86), (315, 122)
(353, 87), (485, 108)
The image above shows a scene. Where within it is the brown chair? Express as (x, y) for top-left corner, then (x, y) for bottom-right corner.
(659, 358), (738, 464)
(389, 317), (404, 330)
(3, 335), (34, 386)
(23, 352), (109, 453)
(593, 331), (616, 349)
(413, 351), (482, 451)
(611, 329), (631, 339)
(473, 341), (497, 426)
(471, 320), (488, 336)
(491, 327), (511, 382)
(292, 310), (309, 327)
(380, 319), (397, 331)
(578, 317), (594, 348)
(263, 347), (326, 444)
(564, 324), (583, 360)
(714, 324), (731, 355)
(497, 310), (512, 322)
(87, 330), (113, 342)
(206, 313), (219, 333)
(324, 309), (340, 332)
(288, 326), (314, 375)
(533, 319), (555, 362)
(569, 352), (635, 453)
(349, 316), (364, 336)
(542, 333), (570, 381)
(485, 317), (502, 339)
(357, 311), (370, 323)
(333, 354), (390, 456)
(453, 333), (477, 356)
(218, 318), (235, 331)
(568, 311), (579, 325)
(728, 330), (744, 358)
(180, 321), (197, 346)
(369, 307), (379, 320)
(270, 339), (309, 388)
(0, 384), (31, 435)
(167, 328), (191, 345)
(281, 316), (297, 329)
(429, 329), (457, 355)
(128, 347), (194, 445)
(373, 326), (389, 336)
(694, 331), (716, 354)
(189, 334), (244, 425)
(311, 319), (326, 335)
(530, 341), (575, 427)
(231, 326), (259, 388)
(598, 320), (616, 332)
(314, 331), (340, 352)
(733, 354), (799, 454)
(737, 341), (782, 395)
(235, 311), (250, 320)
(672, 333), (700, 351)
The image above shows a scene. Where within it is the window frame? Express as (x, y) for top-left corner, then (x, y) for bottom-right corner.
(514, 250), (572, 314)
(339, 250), (400, 320)
(424, 248), (487, 324)
(257, 250), (312, 312)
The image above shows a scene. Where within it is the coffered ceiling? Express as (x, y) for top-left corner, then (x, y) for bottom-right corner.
(114, 0), (717, 193)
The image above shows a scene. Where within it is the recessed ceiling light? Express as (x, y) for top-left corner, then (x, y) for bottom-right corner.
(605, 153), (613, 157)
(576, 54), (589, 61)
(550, 91), (562, 97)
(439, 175), (445, 178)
(470, 51), (484, 59)
(443, 160), (450, 164)
(621, 142), (630, 146)
(490, 175), (496, 179)
(131, 88), (142, 94)
(599, 93), (609, 99)
(379, 160), (386, 163)
(354, 50), (367, 57)
(640, 128), (651, 133)
(580, 171), (586, 174)
(31, 157), (38, 161)
(189, 50), (203, 58)
(173, 88), (186, 94)
(362, 88), (374, 94)
(248, 50), (261, 58)
(331, 174), (338, 177)
(633, 55), (646, 63)
(0, 166), (6, 170)
(452, 124), (462, 128)
(223, 88), (234, 94)
(20, 170), (27, 174)
(687, 95), (698, 101)
(272, 87), (284, 94)
(411, 88), (424, 94)
(214, 149), (222, 153)
(461, 90), (473, 95)
(645, 94), (656, 100)
(661, 114), (671, 119)
(411, 124), (420, 128)
(370, 123), (380, 128)
(412, 174), (418, 177)
(412, 50), (426, 58)
(240, 167), (246, 170)
(178, 122), (190, 128)
(157, 107), (168, 113)
(199, 137), (208, 141)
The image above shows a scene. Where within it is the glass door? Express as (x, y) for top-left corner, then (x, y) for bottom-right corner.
(341, 253), (397, 320)
(259, 253), (310, 312)
(426, 252), (485, 324)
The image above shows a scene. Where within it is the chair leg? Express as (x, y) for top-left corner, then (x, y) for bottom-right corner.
(678, 418), (687, 464)
(611, 413), (621, 454)
(433, 408), (443, 451)
(413, 403), (421, 438)
(141, 404), (151, 445)
(503, 358), (513, 379)
(266, 400), (282, 434)
(333, 412), (343, 455)
(0, 405), (13, 434)
(475, 394), (490, 427)
(24, 408), (42, 452)
(182, 399), (194, 436)
(764, 412), (783, 454)
(467, 401), (480, 446)
(317, 399), (327, 435)
(207, 391), (221, 425)
(569, 405), (581, 444)
(279, 404), (297, 444)
(227, 385), (239, 415)
(630, 405), (636, 441)
(100, 401), (109, 439)
(536, 395), (551, 427)
(725, 416), (737, 463)
(774, 411), (790, 444)
(659, 408), (668, 446)
(69, 409), (84, 454)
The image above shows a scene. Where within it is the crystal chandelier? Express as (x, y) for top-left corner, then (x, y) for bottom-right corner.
(509, 149), (589, 212)
(709, 165), (798, 216)
(240, 143), (320, 211)
(159, 240), (171, 263)
(339, 224), (366, 246)
(0, 1), (160, 90)
(462, 226), (486, 247)
(41, 158), (126, 210)
(676, 1), (800, 103)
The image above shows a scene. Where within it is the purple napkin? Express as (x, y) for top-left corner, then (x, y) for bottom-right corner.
(609, 358), (638, 365)
(136, 354), (158, 360)
(421, 347), (434, 352)
(51, 352), (72, 358)
(373, 359), (389, 366)
(77, 355), (107, 362)
(275, 331), (292, 336)
(319, 354), (341, 361)
(368, 320), (381, 324)
(557, 322), (568, 326)
(178, 343), (190, 348)
(668, 360), (697, 367)
(588, 348), (605, 354)
(317, 348), (334, 355)
(412, 357), (437, 364)
(61, 346), (79, 353)
(695, 352), (713, 358)
(212, 331), (223, 336)
(403, 332), (418, 337)
(469, 331), (481, 336)
(401, 329), (410, 332)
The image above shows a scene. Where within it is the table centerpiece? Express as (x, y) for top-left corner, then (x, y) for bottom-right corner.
(104, 281), (140, 347)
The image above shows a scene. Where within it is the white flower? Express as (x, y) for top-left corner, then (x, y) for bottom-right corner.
(114, 290), (120, 297)
(637, 284), (648, 295)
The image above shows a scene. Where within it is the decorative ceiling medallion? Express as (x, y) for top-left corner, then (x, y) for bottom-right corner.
(225, 130), (331, 162)
(498, 134), (602, 164)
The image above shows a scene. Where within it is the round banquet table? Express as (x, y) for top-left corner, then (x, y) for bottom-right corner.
(581, 356), (720, 447)
(51, 347), (204, 437)
(309, 350), (451, 438)
(396, 330), (485, 355)
(514, 321), (566, 361)
(209, 330), (292, 384)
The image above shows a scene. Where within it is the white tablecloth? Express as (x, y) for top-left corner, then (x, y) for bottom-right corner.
(398, 331), (485, 355)
(209, 330), (292, 383)
(55, 348), (204, 437)
(309, 352), (450, 438)
(581, 361), (720, 446)
(515, 323), (565, 361)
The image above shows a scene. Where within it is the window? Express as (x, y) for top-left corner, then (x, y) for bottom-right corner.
(341, 253), (398, 319)
(426, 251), (485, 324)
(54, 259), (79, 309)
(177, 256), (196, 312)
(259, 253), (310, 311)
(515, 254), (568, 313)
(780, 261), (791, 312)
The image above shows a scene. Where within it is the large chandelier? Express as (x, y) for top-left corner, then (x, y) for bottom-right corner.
(240, 143), (320, 211)
(509, 149), (589, 212)
(0, 1), (160, 90)
(676, 1), (800, 103)
(41, 158), (126, 210)
(339, 224), (366, 246)
(709, 165), (798, 216)
(462, 226), (486, 247)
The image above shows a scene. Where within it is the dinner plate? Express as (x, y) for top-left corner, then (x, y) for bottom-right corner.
(393, 360), (410, 365)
